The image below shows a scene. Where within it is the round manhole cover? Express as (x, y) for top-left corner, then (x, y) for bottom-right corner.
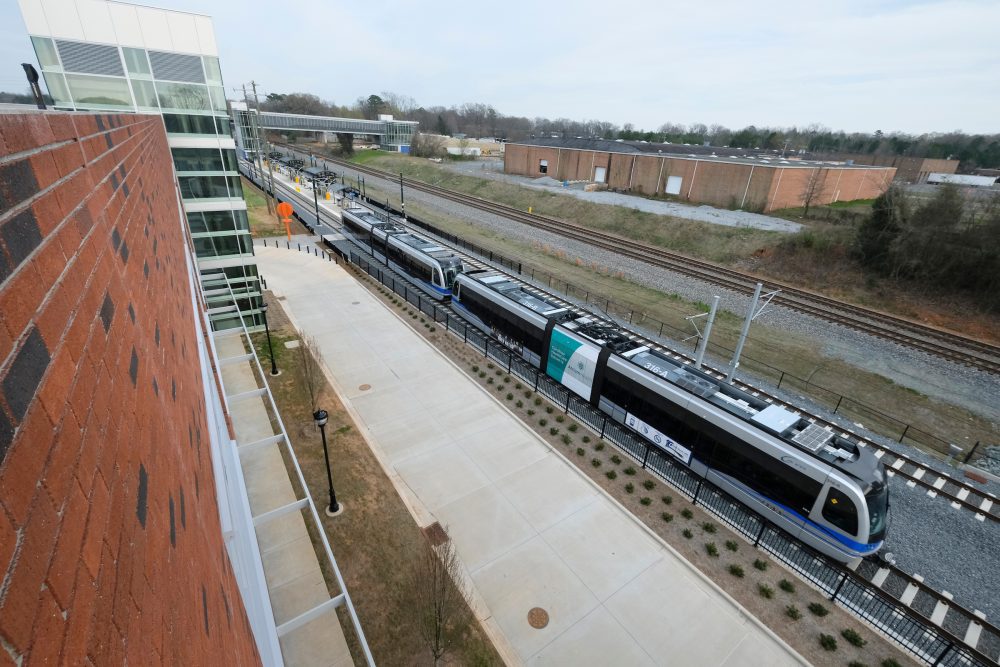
(358, 384), (371, 391)
(527, 607), (549, 629)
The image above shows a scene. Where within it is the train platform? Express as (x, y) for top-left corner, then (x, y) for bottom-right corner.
(253, 244), (807, 666)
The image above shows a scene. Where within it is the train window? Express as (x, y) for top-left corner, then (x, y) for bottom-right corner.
(866, 484), (888, 542)
(821, 488), (858, 535)
(711, 439), (820, 514)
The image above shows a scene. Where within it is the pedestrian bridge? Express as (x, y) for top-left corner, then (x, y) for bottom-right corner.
(232, 104), (417, 153)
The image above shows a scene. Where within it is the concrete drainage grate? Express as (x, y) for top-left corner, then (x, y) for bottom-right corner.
(527, 607), (549, 629)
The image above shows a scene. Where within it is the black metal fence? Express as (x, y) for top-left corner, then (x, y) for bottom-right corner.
(342, 247), (993, 667)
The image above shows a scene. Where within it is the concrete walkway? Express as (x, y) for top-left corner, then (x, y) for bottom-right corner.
(255, 244), (807, 666)
(216, 334), (353, 666)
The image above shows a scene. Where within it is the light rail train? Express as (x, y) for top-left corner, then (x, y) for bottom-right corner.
(453, 269), (889, 565)
(341, 206), (464, 300)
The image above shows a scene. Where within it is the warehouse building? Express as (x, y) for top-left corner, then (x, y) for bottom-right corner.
(825, 153), (959, 184)
(505, 139), (896, 213)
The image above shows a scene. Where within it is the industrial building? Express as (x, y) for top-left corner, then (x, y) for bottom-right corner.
(826, 154), (959, 184)
(505, 138), (896, 212)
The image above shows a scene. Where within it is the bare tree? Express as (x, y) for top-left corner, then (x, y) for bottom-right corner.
(406, 533), (468, 665)
(801, 167), (827, 218)
(296, 332), (324, 412)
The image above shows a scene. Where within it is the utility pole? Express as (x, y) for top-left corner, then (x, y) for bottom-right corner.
(726, 283), (779, 384)
(694, 296), (720, 369)
(399, 172), (406, 219)
(250, 80), (277, 211)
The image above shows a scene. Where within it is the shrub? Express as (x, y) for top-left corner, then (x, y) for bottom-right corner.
(661, 512), (674, 523)
(539, 418), (548, 426)
(624, 466), (636, 476)
(495, 369), (503, 376)
(681, 509), (693, 520)
(534, 397), (542, 406)
(487, 363), (495, 369)
(642, 480), (655, 491)
(818, 634), (837, 652)
(568, 424), (578, 432)
(640, 497), (652, 506)
(625, 483), (635, 494)
(420, 318), (426, 323)
(606, 470), (617, 480)
(576, 447), (585, 457)
(757, 584), (774, 599)
(841, 629), (866, 648)
(785, 605), (801, 621)
(545, 406), (554, 414)
(881, 661), (902, 667)
(705, 543), (719, 557)
(848, 663), (869, 667)
(549, 427), (559, 436)
(502, 376), (510, 384)
(701, 522), (717, 534)
(753, 559), (768, 571)
(527, 409), (535, 416)
(524, 390), (532, 399)
(555, 415), (565, 423)
(808, 602), (829, 617)
(661, 495), (673, 505)
(478, 371), (486, 378)
(611, 455), (622, 465)
(471, 365), (479, 372)
(724, 540), (738, 552)
(516, 400), (523, 408)
(593, 442), (604, 451)
(778, 579), (795, 593)
(486, 377), (494, 384)
(429, 326), (436, 332)
(561, 434), (572, 444)
(506, 393), (514, 401)
(582, 435), (591, 444)
(682, 529), (693, 539)
(591, 458), (601, 468)
(515, 383), (522, 389)
(728, 565), (745, 578)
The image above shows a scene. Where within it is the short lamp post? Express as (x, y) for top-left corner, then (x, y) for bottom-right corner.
(313, 409), (341, 516)
(261, 302), (279, 375)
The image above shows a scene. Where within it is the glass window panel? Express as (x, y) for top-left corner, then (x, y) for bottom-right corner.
(32, 37), (60, 69)
(155, 81), (209, 112)
(178, 176), (243, 199)
(216, 116), (232, 136)
(163, 113), (220, 135)
(132, 79), (158, 109)
(187, 210), (249, 234)
(41, 73), (72, 107)
(173, 147), (226, 172)
(192, 233), (252, 257)
(209, 86), (226, 113)
(203, 56), (223, 84)
(64, 74), (132, 109)
(123, 47), (150, 76)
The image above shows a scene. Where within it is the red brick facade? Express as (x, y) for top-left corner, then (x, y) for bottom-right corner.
(0, 112), (260, 665)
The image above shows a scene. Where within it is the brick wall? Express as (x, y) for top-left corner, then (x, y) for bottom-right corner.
(0, 111), (260, 665)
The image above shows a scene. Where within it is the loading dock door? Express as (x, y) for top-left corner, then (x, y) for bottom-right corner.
(665, 175), (683, 195)
(594, 166), (607, 183)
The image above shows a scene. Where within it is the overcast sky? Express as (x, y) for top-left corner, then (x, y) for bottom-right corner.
(2, 0), (998, 135)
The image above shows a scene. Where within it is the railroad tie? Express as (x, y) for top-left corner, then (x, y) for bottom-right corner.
(963, 610), (986, 650)
(929, 591), (952, 626)
(900, 575), (922, 606)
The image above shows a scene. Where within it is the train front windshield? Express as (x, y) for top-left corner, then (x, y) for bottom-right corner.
(443, 264), (462, 289)
(866, 483), (889, 542)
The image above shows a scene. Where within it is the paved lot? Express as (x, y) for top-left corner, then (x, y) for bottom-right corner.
(254, 244), (806, 666)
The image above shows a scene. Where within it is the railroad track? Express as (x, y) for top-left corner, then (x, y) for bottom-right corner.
(302, 149), (1000, 375)
(246, 165), (1000, 664)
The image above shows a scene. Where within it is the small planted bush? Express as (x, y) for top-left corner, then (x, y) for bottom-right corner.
(478, 371), (486, 378)
(728, 564), (744, 578)
(682, 529), (693, 539)
(611, 455), (622, 465)
(625, 482), (635, 494)
(848, 663), (869, 667)
(681, 509), (693, 520)
(661, 495), (673, 505)
(701, 522), (717, 534)
(555, 415), (565, 423)
(591, 458), (601, 468)
(642, 480), (655, 491)
(818, 634), (837, 652)
(785, 605), (802, 621)
(534, 397), (542, 406)
(757, 584), (774, 599)
(808, 602), (829, 617)
(640, 497), (652, 506)
(487, 362), (495, 369)
(661, 512), (674, 522)
(561, 434), (572, 444)
(506, 393), (514, 401)
(568, 424), (578, 432)
(881, 660), (902, 667)
(527, 409), (535, 416)
(486, 377), (494, 384)
(549, 427), (560, 436)
(576, 447), (585, 457)
(841, 629), (866, 648)
(515, 400), (523, 408)
(624, 466), (636, 476)
(495, 369), (503, 376)
(524, 390), (532, 399)
(593, 442), (604, 451)
(606, 470), (617, 480)
(545, 406), (554, 414)
(582, 435), (591, 444)
(471, 365), (480, 372)
(539, 418), (548, 427)
(778, 579), (795, 594)
(705, 543), (719, 558)
(515, 383), (522, 389)
(753, 559), (768, 571)
(724, 540), (738, 552)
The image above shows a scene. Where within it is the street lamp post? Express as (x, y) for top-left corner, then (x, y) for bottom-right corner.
(312, 174), (321, 229)
(261, 302), (279, 375)
(313, 409), (341, 516)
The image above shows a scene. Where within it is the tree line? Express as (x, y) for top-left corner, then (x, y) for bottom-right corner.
(256, 91), (1000, 170)
(855, 185), (1000, 311)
